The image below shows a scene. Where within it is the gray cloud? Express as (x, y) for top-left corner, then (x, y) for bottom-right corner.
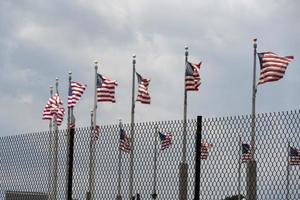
(0, 0), (299, 135)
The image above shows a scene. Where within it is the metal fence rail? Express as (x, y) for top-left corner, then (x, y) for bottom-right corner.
(1, 110), (300, 200)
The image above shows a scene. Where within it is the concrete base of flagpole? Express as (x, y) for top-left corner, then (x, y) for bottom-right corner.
(151, 193), (157, 199)
(246, 160), (257, 200)
(86, 192), (90, 200)
(179, 162), (188, 200)
(116, 195), (122, 200)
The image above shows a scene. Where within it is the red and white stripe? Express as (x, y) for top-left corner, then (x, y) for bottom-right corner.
(68, 81), (87, 108)
(160, 133), (172, 150)
(185, 62), (201, 91)
(97, 75), (118, 103)
(136, 73), (151, 104)
(289, 147), (300, 166)
(200, 142), (213, 160)
(258, 52), (294, 85)
(42, 93), (65, 126)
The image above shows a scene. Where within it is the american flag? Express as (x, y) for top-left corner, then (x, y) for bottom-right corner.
(92, 125), (100, 141)
(242, 143), (252, 162)
(68, 81), (87, 108)
(201, 142), (213, 160)
(185, 61), (201, 91)
(119, 128), (131, 153)
(97, 74), (118, 102)
(289, 147), (300, 166)
(42, 93), (65, 126)
(258, 52), (294, 85)
(136, 72), (151, 104)
(159, 132), (172, 150)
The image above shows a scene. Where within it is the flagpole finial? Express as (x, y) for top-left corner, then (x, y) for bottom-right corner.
(94, 60), (99, 70)
(185, 45), (188, 57)
(132, 54), (136, 65)
(55, 77), (59, 93)
(253, 38), (257, 48)
(49, 85), (53, 96)
(68, 71), (72, 82)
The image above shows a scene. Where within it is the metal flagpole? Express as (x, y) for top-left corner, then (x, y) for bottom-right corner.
(129, 55), (136, 200)
(66, 71), (76, 200)
(238, 133), (242, 200)
(87, 61), (98, 200)
(47, 85), (53, 199)
(116, 120), (123, 200)
(247, 38), (257, 200)
(286, 141), (290, 200)
(52, 77), (60, 200)
(152, 125), (158, 199)
(179, 46), (189, 200)
(194, 116), (202, 200)
(65, 71), (72, 199)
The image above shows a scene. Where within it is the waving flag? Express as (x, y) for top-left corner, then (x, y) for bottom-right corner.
(119, 128), (131, 153)
(200, 142), (212, 160)
(242, 143), (252, 162)
(68, 81), (87, 108)
(92, 125), (100, 141)
(289, 147), (300, 166)
(136, 72), (151, 104)
(258, 52), (294, 85)
(42, 93), (65, 126)
(185, 61), (201, 91)
(97, 74), (118, 103)
(159, 132), (172, 150)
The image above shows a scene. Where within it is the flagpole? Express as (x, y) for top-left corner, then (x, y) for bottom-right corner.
(179, 46), (189, 200)
(286, 141), (290, 200)
(238, 133), (242, 200)
(152, 125), (158, 199)
(87, 61), (98, 200)
(182, 45), (188, 163)
(47, 85), (53, 199)
(247, 38), (257, 200)
(250, 39), (257, 158)
(65, 71), (72, 199)
(129, 54), (136, 200)
(116, 120), (123, 200)
(52, 77), (59, 200)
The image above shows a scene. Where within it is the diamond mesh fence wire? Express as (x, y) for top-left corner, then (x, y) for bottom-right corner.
(0, 110), (300, 200)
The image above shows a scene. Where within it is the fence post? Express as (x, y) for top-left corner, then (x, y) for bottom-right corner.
(246, 160), (257, 200)
(67, 127), (75, 200)
(194, 116), (202, 200)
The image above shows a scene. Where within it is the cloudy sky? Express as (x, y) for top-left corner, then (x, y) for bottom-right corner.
(0, 0), (299, 136)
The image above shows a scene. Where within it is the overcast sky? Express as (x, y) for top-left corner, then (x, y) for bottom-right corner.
(0, 0), (299, 136)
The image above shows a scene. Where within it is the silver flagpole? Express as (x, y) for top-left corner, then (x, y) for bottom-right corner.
(87, 61), (98, 200)
(286, 141), (290, 200)
(116, 119), (123, 200)
(152, 125), (158, 199)
(182, 45), (188, 163)
(129, 55), (136, 199)
(179, 46), (189, 200)
(238, 133), (242, 200)
(247, 38), (257, 200)
(48, 85), (53, 200)
(52, 77), (59, 200)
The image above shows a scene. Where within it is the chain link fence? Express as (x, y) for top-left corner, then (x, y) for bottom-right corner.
(1, 110), (300, 200)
